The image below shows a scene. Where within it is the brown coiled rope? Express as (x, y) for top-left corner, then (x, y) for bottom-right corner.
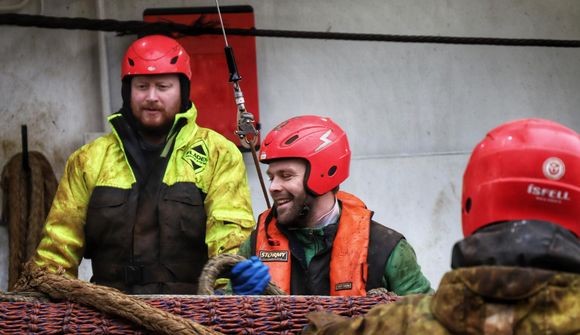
(12, 262), (221, 335)
(197, 254), (287, 295)
(1, 151), (57, 290)
(0, 257), (401, 334)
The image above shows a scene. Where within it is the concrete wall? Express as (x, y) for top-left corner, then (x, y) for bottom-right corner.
(1, 0), (579, 291)
(0, 0), (102, 288)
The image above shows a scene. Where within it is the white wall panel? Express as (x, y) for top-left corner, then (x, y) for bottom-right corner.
(1, 0), (579, 290)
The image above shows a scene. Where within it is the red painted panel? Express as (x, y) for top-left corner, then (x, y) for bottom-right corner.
(144, 6), (260, 149)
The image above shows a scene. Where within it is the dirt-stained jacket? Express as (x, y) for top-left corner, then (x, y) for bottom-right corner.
(239, 192), (432, 296)
(305, 266), (580, 335)
(31, 104), (254, 292)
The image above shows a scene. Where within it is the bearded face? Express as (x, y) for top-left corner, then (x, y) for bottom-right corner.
(267, 159), (310, 227)
(130, 74), (181, 142)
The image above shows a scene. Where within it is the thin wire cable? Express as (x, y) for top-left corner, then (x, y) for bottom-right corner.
(214, 0), (229, 46)
(213, 1), (271, 209)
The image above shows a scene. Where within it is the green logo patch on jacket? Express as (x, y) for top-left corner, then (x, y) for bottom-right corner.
(183, 140), (209, 174)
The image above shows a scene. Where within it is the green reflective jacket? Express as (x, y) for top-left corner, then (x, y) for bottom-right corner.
(32, 105), (255, 278)
(306, 266), (580, 334)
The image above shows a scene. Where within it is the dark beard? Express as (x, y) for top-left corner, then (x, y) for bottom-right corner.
(135, 118), (173, 142)
(276, 195), (312, 227)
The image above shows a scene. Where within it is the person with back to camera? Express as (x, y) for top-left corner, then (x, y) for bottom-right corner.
(303, 118), (580, 334)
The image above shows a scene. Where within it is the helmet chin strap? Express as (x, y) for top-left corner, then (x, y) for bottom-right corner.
(273, 192), (316, 227)
(298, 203), (310, 217)
(298, 193), (316, 218)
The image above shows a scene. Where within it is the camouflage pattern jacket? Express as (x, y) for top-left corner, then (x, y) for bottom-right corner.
(306, 266), (580, 335)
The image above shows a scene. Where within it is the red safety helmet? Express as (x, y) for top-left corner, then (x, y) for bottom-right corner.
(121, 35), (192, 80)
(259, 115), (351, 196)
(462, 118), (580, 237)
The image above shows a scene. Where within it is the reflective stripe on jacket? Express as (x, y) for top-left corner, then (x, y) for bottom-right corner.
(32, 104), (254, 293)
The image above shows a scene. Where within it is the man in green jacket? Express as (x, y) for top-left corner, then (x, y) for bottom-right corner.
(31, 35), (254, 294)
(230, 115), (431, 296)
(305, 118), (580, 334)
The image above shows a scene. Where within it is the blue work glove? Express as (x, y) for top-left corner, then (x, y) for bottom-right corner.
(231, 256), (271, 295)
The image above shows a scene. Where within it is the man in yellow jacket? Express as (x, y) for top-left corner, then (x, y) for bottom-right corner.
(31, 35), (254, 294)
(305, 118), (580, 334)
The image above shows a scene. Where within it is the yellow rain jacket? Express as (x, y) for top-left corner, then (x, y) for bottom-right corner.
(32, 105), (254, 294)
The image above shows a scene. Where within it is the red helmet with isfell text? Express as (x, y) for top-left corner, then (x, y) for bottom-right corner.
(462, 118), (580, 237)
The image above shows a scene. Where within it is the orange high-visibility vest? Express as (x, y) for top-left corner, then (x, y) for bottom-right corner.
(255, 191), (370, 296)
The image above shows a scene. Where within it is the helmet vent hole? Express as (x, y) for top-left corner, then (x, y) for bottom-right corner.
(328, 166), (337, 176)
(128, 58), (135, 66)
(170, 56), (179, 64)
(284, 135), (299, 145)
(465, 198), (472, 214)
